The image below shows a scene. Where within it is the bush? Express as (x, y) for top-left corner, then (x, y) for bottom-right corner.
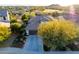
(21, 12), (36, 24)
(0, 25), (11, 41)
(10, 22), (22, 33)
(38, 19), (79, 50)
(52, 11), (59, 17)
(9, 13), (17, 21)
(10, 19), (17, 23)
(21, 12), (30, 23)
(30, 12), (36, 17)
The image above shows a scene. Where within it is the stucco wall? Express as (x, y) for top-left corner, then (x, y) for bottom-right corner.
(0, 22), (10, 27)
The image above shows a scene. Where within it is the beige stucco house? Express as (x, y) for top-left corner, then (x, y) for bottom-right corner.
(0, 10), (10, 27)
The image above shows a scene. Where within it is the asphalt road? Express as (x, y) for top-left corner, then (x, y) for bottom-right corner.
(63, 14), (79, 23)
(23, 35), (43, 52)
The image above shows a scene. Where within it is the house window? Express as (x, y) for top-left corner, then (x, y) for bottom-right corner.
(0, 17), (3, 20)
(3, 17), (6, 20)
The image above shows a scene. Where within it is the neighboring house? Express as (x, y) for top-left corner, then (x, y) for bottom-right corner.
(0, 10), (10, 27)
(43, 9), (63, 15)
(26, 15), (53, 35)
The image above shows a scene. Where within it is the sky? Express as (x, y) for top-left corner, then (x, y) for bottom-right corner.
(0, 0), (79, 6)
(26, 0), (79, 6)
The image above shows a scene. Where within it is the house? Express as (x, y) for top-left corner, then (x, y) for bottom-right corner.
(43, 9), (63, 14)
(0, 10), (10, 27)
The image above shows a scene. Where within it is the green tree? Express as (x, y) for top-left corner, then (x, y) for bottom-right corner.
(0, 25), (11, 41)
(10, 22), (22, 33)
(52, 11), (59, 17)
(38, 19), (79, 51)
(21, 12), (31, 24)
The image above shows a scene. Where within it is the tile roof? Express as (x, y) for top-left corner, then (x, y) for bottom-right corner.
(0, 10), (7, 16)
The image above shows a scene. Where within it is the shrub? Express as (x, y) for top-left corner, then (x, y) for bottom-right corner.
(21, 12), (30, 24)
(38, 19), (79, 50)
(52, 11), (59, 17)
(10, 22), (22, 33)
(22, 12), (36, 24)
(9, 13), (17, 21)
(30, 12), (36, 17)
(0, 25), (11, 41)
(10, 19), (17, 23)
